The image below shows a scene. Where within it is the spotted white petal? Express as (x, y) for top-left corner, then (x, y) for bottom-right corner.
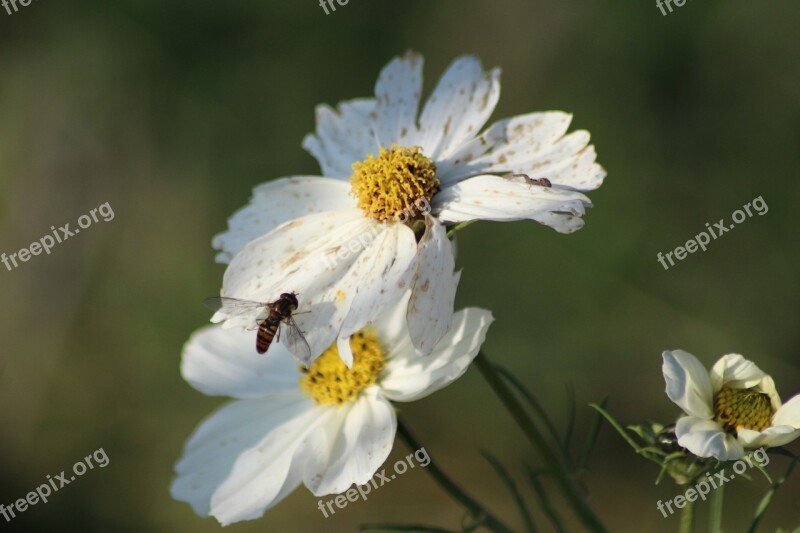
(675, 416), (744, 461)
(218, 209), (417, 364)
(662, 350), (714, 419)
(336, 224), (419, 348)
(295, 222), (419, 367)
(372, 51), (423, 148)
(417, 56), (501, 160)
(381, 308), (493, 402)
(181, 325), (300, 399)
(212, 178), (355, 263)
(216, 208), (367, 330)
(170, 393), (315, 523)
(437, 112), (605, 192)
(433, 175), (590, 233)
(302, 98), (378, 179)
(304, 389), (396, 496)
(405, 216), (460, 355)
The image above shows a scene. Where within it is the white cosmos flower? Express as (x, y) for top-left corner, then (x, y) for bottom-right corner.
(171, 295), (493, 526)
(211, 51), (605, 366)
(662, 350), (800, 461)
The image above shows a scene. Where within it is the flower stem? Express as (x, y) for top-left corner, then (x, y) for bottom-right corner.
(473, 351), (608, 533)
(396, 419), (514, 533)
(708, 482), (723, 533)
(679, 500), (695, 533)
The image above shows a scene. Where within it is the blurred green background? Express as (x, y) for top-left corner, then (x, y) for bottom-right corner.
(1, 0), (798, 531)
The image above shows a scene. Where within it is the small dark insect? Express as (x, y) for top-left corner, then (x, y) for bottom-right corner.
(204, 292), (311, 359)
(656, 424), (683, 454)
(505, 173), (552, 188)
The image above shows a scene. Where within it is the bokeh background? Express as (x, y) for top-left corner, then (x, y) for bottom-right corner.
(1, 0), (798, 531)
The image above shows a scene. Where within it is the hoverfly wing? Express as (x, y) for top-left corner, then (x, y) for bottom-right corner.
(203, 297), (267, 331)
(203, 297), (266, 315)
(280, 316), (312, 362)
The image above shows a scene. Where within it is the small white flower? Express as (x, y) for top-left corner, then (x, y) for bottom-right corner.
(211, 51), (605, 365)
(171, 295), (493, 526)
(662, 350), (800, 460)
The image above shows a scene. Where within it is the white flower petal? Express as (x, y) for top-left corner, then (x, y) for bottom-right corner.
(709, 354), (778, 407)
(211, 177), (355, 264)
(433, 175), (590, 233)
(738, 426), (800, 449)
(336, 335), (354, 368)
(675, 416), (744, 460)
(304, 390), (396, 495)
(170, 393), (314, 521)
(381, 308), (493, 402)
(372, 51), (423, 148)
(219, 212), (418, 365)
(662, 350), (714, 419)
(208, 403), (334, 525)
(406, 216), (460, 355)
(373, 290), (413, 351)
(417, 56), (501, 160)
(437, 112), (605, 192)
(181, 325), (300, 399)
(217, 210), (369, 339)
(302, 98), (379, 179)
(336, 224), (419, 344)
(772, 395), (800, 427)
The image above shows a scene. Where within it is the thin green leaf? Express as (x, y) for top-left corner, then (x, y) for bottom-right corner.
(563, 383), (576, 454)
(578, 397), (608, 470)
(589, 403), (644, 453)
(525, 465), (566, 533)
(480, 451), (537, 533)
(495, 365), (562, 448)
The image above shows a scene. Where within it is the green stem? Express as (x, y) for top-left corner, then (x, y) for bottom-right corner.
(747, 452), (798, 533)
(446, 219), (477, 238)
(396, 419), (514, 533)
(474, 352), (608, 533)
(708, 482), (723, 533)
(679, 500), (695, 533)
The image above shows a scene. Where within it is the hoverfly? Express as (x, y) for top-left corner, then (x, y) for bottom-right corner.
(203, 292), (311, 359)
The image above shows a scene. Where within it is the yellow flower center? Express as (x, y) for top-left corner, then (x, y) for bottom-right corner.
(299, 328), (386, 405)
(350, 144), (439, 222)
(714, 387), (774, 433)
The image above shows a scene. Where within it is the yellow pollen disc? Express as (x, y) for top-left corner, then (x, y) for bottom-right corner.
(299, 328), (386, 406)
(350, 144), (439, 222)
(714, 387), (775, 433)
